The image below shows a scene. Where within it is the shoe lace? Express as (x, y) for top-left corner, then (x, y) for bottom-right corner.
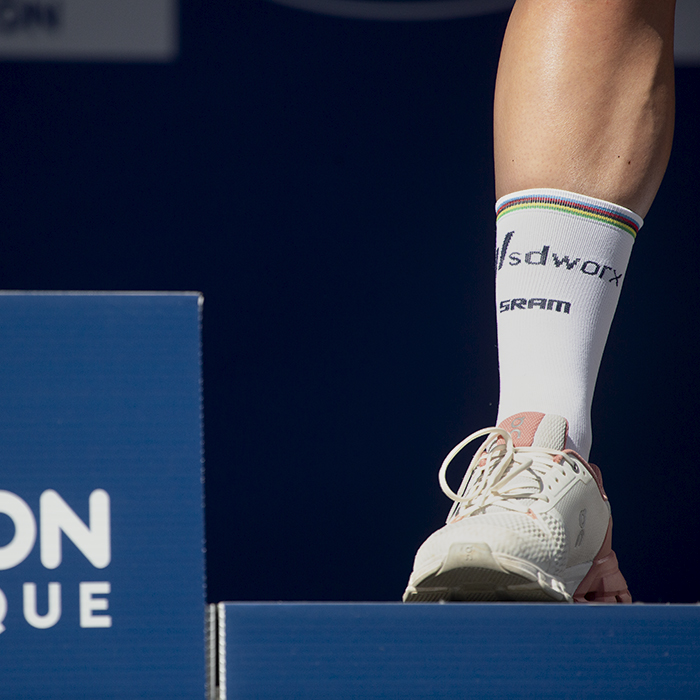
(439, 427), (577, 522)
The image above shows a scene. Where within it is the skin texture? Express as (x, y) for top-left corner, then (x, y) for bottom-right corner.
(494, 0), (676, 217)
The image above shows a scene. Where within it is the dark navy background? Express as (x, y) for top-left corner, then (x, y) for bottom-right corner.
(0, 1), (697, 604)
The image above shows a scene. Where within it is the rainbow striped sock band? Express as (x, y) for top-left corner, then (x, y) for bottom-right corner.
(495, 189), (643, 239)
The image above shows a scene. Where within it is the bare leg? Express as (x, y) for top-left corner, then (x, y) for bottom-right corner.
(494, 0), (676, 217)
(402, 0), (675, 605)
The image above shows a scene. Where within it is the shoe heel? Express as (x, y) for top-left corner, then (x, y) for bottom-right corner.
(572, 519), (632, 603)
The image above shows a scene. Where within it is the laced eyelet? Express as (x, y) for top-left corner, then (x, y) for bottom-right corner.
(439, 426), (574, 518)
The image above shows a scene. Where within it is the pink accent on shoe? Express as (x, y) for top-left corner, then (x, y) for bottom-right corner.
(496, 412), (546, 447)
(583, 460), (609, 501)
(573, 519), (632, 603)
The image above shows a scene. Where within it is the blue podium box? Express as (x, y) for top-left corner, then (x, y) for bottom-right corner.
(217, 602), (700, 700)
(0, 293), (205, 699)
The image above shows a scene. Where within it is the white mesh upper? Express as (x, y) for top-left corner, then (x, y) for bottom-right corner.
(411, 413), (611, 582)
(532, 414), (568, 450)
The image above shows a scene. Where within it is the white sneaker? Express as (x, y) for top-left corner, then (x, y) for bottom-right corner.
(403, 412), (631, 603)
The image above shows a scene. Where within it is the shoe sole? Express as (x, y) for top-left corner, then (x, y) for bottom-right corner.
(403, 542), (571, 603)
(403, 520), (632, 604)
(403, 567), (566, 602)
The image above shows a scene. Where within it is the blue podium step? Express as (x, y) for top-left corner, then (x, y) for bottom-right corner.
(0, 293), (205, 700)
(215, 602), (700, 700)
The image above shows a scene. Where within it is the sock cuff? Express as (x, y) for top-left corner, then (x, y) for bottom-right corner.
(495, 188), (644, 239)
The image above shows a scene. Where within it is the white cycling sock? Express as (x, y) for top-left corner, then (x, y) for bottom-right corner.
(494, 188), (642, 459)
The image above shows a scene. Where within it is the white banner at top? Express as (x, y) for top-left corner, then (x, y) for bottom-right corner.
(0, 0), (178, 62)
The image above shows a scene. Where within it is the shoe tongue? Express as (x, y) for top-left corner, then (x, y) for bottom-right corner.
(497, 412), (568, 450)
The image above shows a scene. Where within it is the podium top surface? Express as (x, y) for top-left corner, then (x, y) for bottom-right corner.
(218, 602), (700, 700)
